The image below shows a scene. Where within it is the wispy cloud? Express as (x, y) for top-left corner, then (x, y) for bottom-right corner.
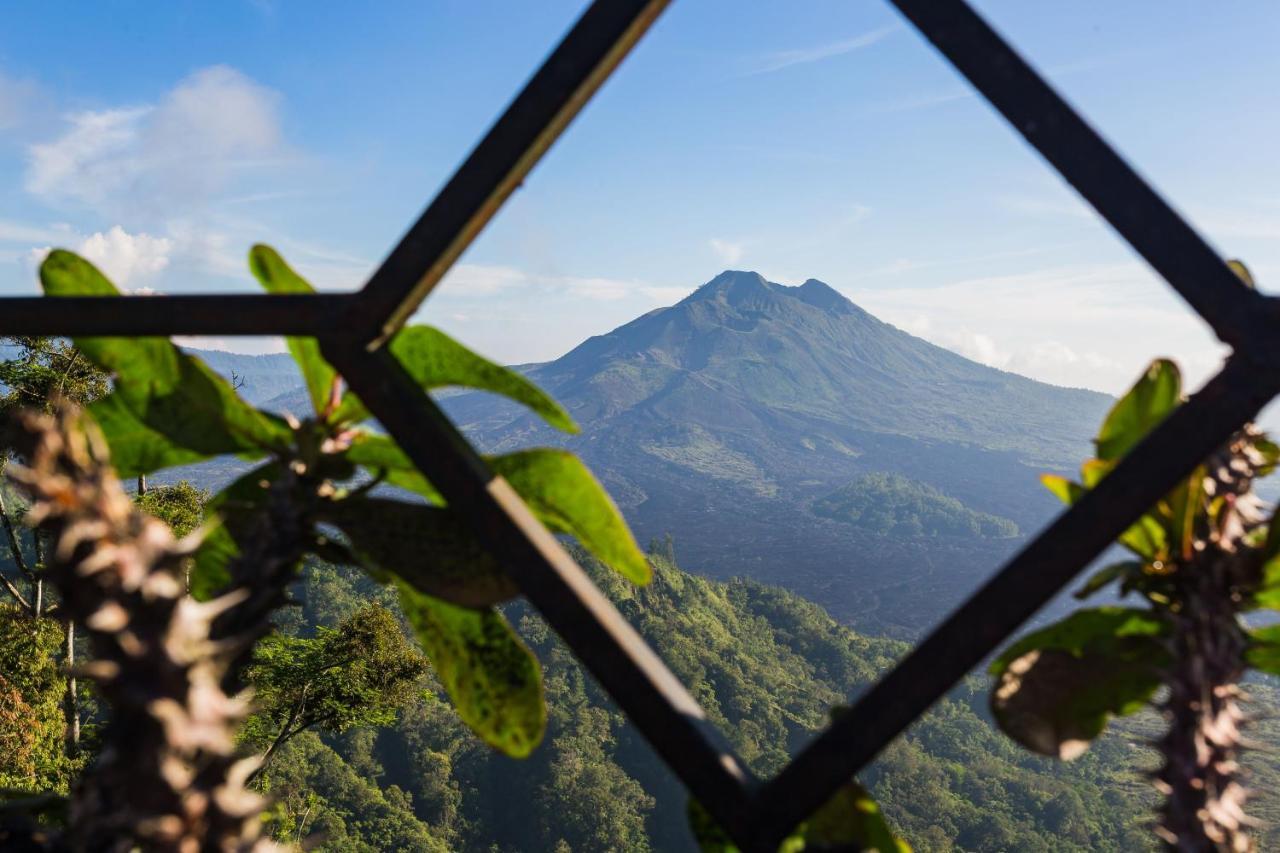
(438, 263), (665, 303)
(709, 238), (745, 266)
(746, 25), (897, 76)
(871, 88), (972, 115)
(25, 66), (285, 216)
(0, 219), (71, 244)
(850, 262), (1226, 393)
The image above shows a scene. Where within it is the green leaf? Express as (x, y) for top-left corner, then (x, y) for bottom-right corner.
(345, 434), (648, 585)
(319, 496), (518, 608)
(991, 608), (1168, 759)
(344, 432), (416, 475)
(396, 584), (545, 757)
(1247, 625), (1280, 674)
(1118, 514), (1168, 562)
(1041, 473), (1084, 506)
(492, 449), (649, 585)
(1253, 556), (1280, 611)
(1073, 561), (1142, 600)
(1095, 359), (1181, 462)
(190, 463), (279, 600)
(329, 392), (370, 426)
(87, 393), (206, 478)
(388, 326), (577, 433)
(687, 799), (740, 853)
(688, 788), (908, 853)
(1227, 258), (1256, 289)
(803, 780), (911, 853)
(248, 244), (337, 418)
(1041, 472), (1167, 561)
(40, 250), (291, 464)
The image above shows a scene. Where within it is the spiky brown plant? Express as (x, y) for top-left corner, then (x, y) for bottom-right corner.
(3, 405), (286, 853)
(1155, 427), (1271, 852)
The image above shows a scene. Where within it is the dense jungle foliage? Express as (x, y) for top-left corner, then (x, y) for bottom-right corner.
(813, 473), (1019, 539)
(226, 545), (1280, 851)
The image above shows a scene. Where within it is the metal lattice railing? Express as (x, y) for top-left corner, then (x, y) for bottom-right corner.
(3, 1), (1276, 849)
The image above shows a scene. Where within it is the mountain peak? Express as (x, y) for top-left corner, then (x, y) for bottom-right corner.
(683, 270), (773, 305)
(683, 270), (860, 316)
(796, 278), (857, 315)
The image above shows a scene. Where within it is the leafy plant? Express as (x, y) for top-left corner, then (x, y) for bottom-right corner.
(990, 333), (1280, 848)
(37, 244), (650, 758)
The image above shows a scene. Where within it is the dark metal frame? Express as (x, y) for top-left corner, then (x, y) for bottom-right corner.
(2, 0), (1272, 848)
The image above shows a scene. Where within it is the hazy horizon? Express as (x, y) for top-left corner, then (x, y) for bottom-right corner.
(3, 1), (1277, 396)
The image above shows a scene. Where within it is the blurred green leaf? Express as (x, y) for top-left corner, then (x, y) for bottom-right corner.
(1041, 474), (1084, 506)
(1095, 359), (1181, 462)
(1227, 258), (1255, 289)
(1073, 561), (1142, 600)
(397, 584), (544, 757)
(493, 449), (649, 585)
(1246, 625), (1280, 674)
(991, 608), (1168, 759)
(248, 244), (337, 418)
(190, 463), (279, 600)
(87, 393), (206, 478)
(687, 799), (740, 853)
(40, 250), (291, 463)
(803, 780), (911, 852)
(319, 496), (518, 608)
(346, 434), (648, 585)
(386, 326), (577, 433)
(992, 608), (1167, 674)
(688, 785), (909, 853)
(1041, 472), (1166, 561)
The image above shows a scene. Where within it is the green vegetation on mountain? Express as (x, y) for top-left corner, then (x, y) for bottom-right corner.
(434, 271), (1111, 632)
(813, 473), (1019, 539)
(249, 548), (1272, 852)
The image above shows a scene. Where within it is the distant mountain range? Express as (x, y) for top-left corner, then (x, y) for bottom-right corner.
(185, 271), (1113, 635)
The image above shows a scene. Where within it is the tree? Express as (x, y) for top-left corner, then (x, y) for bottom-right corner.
(243, 604), (429, 776)
(988, 343), (1280, 849)
(134, 480), (209, 539)
(0, 336), (109, 763)
(0, 605), (66, 791)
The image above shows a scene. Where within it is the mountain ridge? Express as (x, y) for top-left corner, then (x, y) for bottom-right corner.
(173, 270), (1113, 634)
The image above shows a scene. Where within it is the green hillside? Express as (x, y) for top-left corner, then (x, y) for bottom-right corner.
(813, 473), (1019, 538)
(254, 546), (1279, 852)
(171, 274), (1114, 634)
(430, 272), (1112, 632)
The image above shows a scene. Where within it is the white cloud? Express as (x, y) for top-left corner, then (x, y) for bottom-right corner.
(852, 262), (1226, 393)
(438, 264), (654, 303)
(748, 26), (897, 75)
(27, 226), (172, 287)
(0, 219), (71, 244)
(709, 238), (744, 266)
(26, 66), (282, 214)
(78, 226), (172, 285)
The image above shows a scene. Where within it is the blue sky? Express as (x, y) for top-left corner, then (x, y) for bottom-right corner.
(1, 1), (1278, 394)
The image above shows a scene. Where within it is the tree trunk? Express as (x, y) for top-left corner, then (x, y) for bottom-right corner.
(64, 619), (80, 758)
